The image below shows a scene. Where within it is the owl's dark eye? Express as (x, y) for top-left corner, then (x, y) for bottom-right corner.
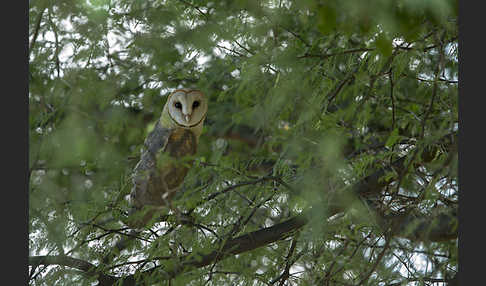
(174, 102), (182, 109)
(192, 101), (200, 108)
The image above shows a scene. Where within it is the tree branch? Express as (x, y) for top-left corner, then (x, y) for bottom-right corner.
(357, 235), (391, 286)
(117, 213), (308, 285)
(28, 255), (117, 285)
(29, 132), (457, 285)
(388, 208), (458, 242)
(28, 190), (457, 286)
(298, 48), (374, 59)
(109, 206), (456, 285)
(29, 5), (47, 58)
(47, 8), (61, 77)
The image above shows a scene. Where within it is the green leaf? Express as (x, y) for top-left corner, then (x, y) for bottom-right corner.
(375, 33), (393, 58)
(385, 128), (400, 148)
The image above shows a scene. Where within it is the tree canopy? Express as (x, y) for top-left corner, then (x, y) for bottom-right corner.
(29, 0), (458, 285)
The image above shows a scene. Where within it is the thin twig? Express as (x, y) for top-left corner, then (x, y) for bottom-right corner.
(178, 0), (210, 21)
(47, 8), (61, 77)
(389, 68), (396, 131)
(356, 236), (391, 286)
(281, 25), (311, 47)
(29, 5), (47, 58)
(298, 48), (373, 59)
(395, 32), (445, 194)
(276, 233), (300, 286)
(216, 44), (246, 57)
(234, 40), (255, 55)
(107, 255), (174, 271)
(321, 232), (373, 284)
(204, 176), (279, 202)
(406, 74), (458, 84)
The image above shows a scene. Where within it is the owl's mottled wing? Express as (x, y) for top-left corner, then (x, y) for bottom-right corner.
(129, 119), (172, 209)
(128, 119), (198, 227)
(163, 128), (197, 189)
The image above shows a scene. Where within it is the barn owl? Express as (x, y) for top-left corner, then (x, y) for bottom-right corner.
(127, 88), (207, 228)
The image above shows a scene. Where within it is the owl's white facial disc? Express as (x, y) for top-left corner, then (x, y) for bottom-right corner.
(167, 89), (207, 128)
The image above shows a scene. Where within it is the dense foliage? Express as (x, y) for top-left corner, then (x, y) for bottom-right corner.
(29, 0), (458, 285)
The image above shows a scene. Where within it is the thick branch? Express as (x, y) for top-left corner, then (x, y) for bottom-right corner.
(29, 195), (457, 285)
(29, 255), (116, 285)
(29, 205), (457, 285)
(389, 209), (458, 242)
(116, 207), (456, 284)
(31, 132), (457, 285)
(29, 256), (96, 274)
(116, 214), (309, 285)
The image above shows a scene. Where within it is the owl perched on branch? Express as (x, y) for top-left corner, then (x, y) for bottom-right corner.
(127, 88), (208, 228)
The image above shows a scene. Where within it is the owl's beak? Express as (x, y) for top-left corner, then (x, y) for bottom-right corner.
(184, 114), (191, 123)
